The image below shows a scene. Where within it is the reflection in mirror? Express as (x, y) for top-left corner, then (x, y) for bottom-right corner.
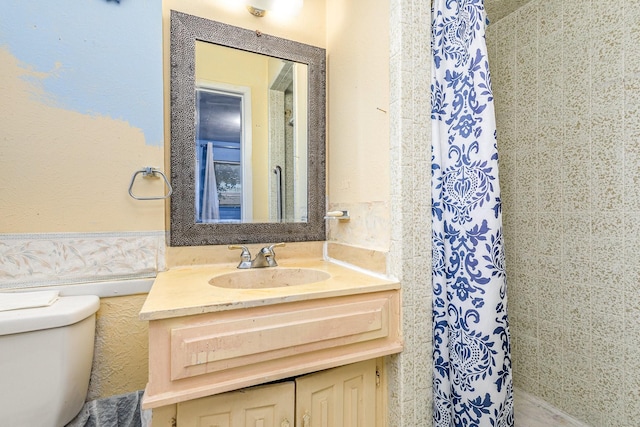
(196, 86), (246, 223)
(194, 42), (308, 224)
(169, 11), (326, 246)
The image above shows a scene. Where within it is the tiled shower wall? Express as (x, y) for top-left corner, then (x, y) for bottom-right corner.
(386, 0), (433, 425)
(486, 1), (640, 425)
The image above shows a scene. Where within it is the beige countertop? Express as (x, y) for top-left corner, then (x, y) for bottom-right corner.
(140, 258), (400, 321)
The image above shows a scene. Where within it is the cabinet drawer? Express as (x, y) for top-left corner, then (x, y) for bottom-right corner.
(144, 290), (401, 408)
(171, 294), (389, 380)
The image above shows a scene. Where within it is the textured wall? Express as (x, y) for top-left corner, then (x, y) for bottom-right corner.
(326, 0), (391, 253)
(484, 0), (535, 23)
(487, 1), (640, 425)
(88, 294), (149, 400)
(0, 1), (164, 234)
(387, 0), (433, 425)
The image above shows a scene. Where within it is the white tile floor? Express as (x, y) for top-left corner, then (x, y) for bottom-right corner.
(514, 388), (590, 427)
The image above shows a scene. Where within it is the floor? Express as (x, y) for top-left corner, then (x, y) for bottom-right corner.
(514, 388), (590, 427)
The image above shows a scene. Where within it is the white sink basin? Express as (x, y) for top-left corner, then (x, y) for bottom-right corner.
(209, 268), (331, 289)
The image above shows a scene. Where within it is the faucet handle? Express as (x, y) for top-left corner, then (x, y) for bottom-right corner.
(228, 245), (252, 269)
(228, 244), (251, 257)
(260, 243), (285, 267)
(267, 242), (286, 252)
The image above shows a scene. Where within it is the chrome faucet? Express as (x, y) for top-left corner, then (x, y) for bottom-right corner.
(228, 243), (285, 269)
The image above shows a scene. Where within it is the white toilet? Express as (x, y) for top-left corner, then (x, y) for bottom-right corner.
(0, 293), (100, 427)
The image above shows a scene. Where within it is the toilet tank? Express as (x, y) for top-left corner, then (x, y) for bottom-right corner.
(0, 294), (100, 427)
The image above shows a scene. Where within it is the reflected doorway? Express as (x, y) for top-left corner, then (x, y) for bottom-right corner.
(195, 84), (252, 223)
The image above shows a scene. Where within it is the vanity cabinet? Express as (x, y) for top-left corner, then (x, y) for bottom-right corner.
(174, 359), (380, 427)
(140, 259), (402, 426)
(143, 289), (401, 409)
(177, 382), (295, 427)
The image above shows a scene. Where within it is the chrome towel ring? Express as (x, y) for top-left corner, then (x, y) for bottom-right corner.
(128, 167), (173, 201)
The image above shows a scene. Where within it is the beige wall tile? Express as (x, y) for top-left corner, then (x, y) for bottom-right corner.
(489, 1), (640, 424)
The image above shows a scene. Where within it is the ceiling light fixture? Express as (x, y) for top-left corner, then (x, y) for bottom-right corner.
(245, 0), (303, 17)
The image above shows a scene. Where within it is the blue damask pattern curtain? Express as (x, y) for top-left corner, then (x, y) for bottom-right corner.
(431, 1), (513, 426)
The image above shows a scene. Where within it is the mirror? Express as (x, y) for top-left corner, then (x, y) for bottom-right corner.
(194, 42), (308, 224)
(169, 11), (326, 246)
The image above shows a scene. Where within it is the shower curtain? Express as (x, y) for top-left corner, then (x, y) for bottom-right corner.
(201, 142), (221, 222)
(431, 1), (513, 426)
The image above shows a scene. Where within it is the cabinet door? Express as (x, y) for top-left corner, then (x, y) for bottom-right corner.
(295, 359), (377, 427)
(176, 381), (294, 427)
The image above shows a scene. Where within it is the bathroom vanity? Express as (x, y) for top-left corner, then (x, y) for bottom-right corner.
(140, 258), (402, 426)
(171, 358), (381, 427)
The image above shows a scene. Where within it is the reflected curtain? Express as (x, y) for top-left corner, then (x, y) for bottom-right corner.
(201, 142), (220, 222)
(431, 1), (513, 426)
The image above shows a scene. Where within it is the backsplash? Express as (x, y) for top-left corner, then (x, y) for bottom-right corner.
(326, 201), (390, 250)
(0, 231), (165, 289)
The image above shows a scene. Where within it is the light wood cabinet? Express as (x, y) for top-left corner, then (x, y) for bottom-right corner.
(144, 290), (401, 409)
(177, 382), (295, 427)
(170, 360), (382, 427)
(296, 359), (377, 427)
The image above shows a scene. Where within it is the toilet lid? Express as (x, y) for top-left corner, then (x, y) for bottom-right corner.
(0, 295), (100, 336)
